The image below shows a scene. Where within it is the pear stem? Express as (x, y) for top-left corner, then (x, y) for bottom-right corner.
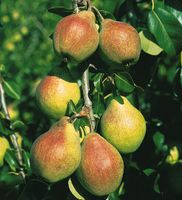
(86, 0), (92, 11)
(82, 68), (96, 133)
(92, 5), (104, 22)
(0, 76), (26, 181)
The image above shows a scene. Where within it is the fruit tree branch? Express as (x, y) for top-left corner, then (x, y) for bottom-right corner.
(72, 0), (79, 13)
(82, 68), (96, 132)
(0, 76), (26, 180)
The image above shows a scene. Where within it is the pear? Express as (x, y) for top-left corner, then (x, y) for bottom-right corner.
(101, 97), (146, 153)
(99, 19), (141, 67)
(36, 76), (80, 119)
(0, 136), (10, 167)
(54, 11), (99, 63)
(76, 133), (124, 196)
(30, 117), (81, 183)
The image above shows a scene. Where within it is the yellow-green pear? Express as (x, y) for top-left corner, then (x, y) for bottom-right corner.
(36, 76), (80, 119)
(101, 96), (146, 153)
(30, 117), (81, 183)
(76, 133), (124, 196)
(0, 136), (10, 167)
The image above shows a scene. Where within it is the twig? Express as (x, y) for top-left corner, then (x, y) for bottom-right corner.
(0, 77), (26, 180)
(72, 0), (79, 13)
(82, 68), (96, 132)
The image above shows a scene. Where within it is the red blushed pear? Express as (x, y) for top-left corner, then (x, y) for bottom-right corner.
(30, 117), (81, 183)
(76, 133), (124, 196)
(99, 19), (141, 68)
(54, 11), (99, 63)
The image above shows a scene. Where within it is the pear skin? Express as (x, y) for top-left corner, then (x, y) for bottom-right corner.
(101, 97), (146, 153)
(36, 76), (80, 119)
(99, 19), (141, 66)
(0, 136), (10, 167)
(30, 117), (81, 183)
(54, 11), (99, 63)
(76, 133), (124, 196)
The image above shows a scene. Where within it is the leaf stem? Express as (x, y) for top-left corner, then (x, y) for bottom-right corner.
(82, 67), (96, 132)
(151, 0), (155, 10)
(0, 76), (26, 180)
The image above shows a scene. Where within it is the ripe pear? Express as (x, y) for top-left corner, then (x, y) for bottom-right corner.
(76, 133), (124, 196)
(101, 97), (146, 154)
(36, 76), (80, 119)
(30, 117), (81, 183)
(0, 136), (10, 167)
(54, 11), (99, 63)
(99, 19), (141, 67)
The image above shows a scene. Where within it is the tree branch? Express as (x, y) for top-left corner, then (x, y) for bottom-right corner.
(82, 68), (96, 132)
(72, 0), (79, 13)
(0, 77), (26, 180)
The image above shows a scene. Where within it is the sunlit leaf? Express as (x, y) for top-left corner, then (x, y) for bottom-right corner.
(68, 178), (85, 200)
(139, 31), (163, 56)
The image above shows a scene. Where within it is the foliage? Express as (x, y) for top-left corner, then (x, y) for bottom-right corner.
(0, 0), (182, 200)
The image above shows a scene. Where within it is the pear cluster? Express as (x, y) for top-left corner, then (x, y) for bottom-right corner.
(30, 7), (146, 197)
(53, 10), (141, 67)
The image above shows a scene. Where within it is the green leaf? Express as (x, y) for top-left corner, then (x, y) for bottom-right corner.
(114, 73), (136, 94)
(153, 131), (165, 151)
(0, 172), (24, 187)
(93, 73), (103, 93)
(143, 168), (155, 176)
(4, 149), (19, 171)
(66, 100), (77, 116)
(154, 174), (161, 194)
(99, 10), (115, 19)
(22, 150), (32, 176)
(0, 64), (6, 73)
(3, 80), (20, 100)
(93, 93), (105, 116)
(48, 7), (73, 17)
(173, 66), (182, 99)
(74, 118), (89, 131)
(139, 31), (163, 56)
(165, 5), (182, 25)
(11, 120), (26, 132)
(0, 117), (12, 135)
(148, 8), (182, 56)
(113, 95), (123, 104)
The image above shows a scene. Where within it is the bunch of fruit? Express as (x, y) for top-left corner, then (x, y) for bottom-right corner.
(30, 0), (146, 197)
